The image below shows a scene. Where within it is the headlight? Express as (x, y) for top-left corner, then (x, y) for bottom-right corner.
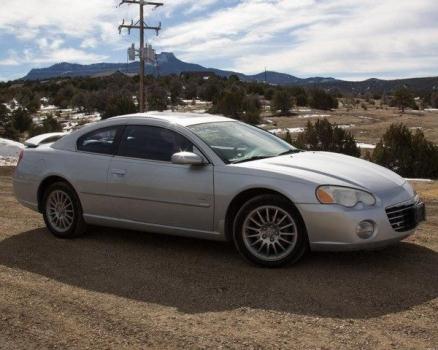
(316, 185), (376, 207)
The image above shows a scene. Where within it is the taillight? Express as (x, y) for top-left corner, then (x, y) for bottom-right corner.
(17, 150), (24, 166)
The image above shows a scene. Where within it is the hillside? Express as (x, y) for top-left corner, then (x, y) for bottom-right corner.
(23, 52), (323, 85)
(19, 52), (438, 94)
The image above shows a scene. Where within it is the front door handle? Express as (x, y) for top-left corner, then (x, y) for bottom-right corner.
(111, 169), (126, 176)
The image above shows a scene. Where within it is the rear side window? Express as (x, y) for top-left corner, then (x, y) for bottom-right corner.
(77, 126), (121, 155)
(118, 125), (196, 162)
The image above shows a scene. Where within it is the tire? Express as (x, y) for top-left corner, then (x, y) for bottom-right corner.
(42, 181), (87, 238)
(232, 194), (308, 267)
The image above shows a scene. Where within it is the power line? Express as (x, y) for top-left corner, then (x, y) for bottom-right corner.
(118, 0), (163, 112)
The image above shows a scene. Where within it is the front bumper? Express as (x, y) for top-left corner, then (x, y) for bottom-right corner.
(297, 197), (423, 252)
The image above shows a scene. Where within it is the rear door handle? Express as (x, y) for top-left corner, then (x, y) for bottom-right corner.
(111, 169), (126, 176)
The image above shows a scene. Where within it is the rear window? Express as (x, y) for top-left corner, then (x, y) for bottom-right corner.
(77, 126), (122, 155)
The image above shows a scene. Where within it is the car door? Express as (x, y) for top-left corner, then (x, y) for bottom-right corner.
(72, 125), (124, 218)
(107, 124), (215, 232)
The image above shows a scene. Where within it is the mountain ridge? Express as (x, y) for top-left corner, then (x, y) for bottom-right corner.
(21, 52), (438, 94)
(21, 52), (342, 85)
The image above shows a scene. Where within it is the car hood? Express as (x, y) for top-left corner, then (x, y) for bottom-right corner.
(235, 151), (414, 202)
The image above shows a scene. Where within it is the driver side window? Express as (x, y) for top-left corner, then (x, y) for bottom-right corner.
(117, 125), (198, 162)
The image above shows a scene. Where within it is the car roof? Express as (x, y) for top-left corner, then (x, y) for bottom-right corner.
(50, 112), (236, 153)
(110, 112), (233, 127)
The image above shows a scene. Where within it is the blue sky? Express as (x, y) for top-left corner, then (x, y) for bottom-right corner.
(0, 0), (437, 82)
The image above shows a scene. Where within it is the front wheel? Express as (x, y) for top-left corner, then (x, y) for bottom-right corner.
(233, 194), (308, 267)
(42, 182), (87, 238)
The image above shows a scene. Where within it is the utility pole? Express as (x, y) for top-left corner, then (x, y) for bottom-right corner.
(118, 1), (163, 112)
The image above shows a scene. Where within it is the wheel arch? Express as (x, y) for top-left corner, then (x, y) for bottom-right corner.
(224, 188), (307, 241)
(37, 175), (77, 212)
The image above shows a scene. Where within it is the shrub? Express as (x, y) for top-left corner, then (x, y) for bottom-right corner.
(12, 108), (33, 133)
(103, 95), (137, 119)
(241, 94), (261, 125)
(288, 87), (308, 107)
(212, 86), (245, 118)
(308, 89), (338, 110)
(294, 119), (360, 157)
(30, 114), (62, 136)
(431, 91), (438, 108)
(271, 89), (292, 114)
(147, 84), (168, 111)
(0, 104), (19, 140)
(372, 123), (438, 178)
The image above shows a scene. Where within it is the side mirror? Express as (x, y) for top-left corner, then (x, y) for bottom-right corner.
(171, 151), (205, 166)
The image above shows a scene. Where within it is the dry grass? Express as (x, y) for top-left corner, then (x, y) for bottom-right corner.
(266, 106), (438, 145)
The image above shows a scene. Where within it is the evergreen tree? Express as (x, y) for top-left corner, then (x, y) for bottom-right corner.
(372, 123), (438, 178)
(213, 86), (245, 118)
(103, 95), (137, 119)
(147, 85), (168, 111)
(0, 104), (19, 140)
(241, 94), (261, 125)
(169, 79), (182, 106)
(184, 81), (198, 100)
(392, 87), (416, 112)
(430, 91), (438, 108)
(308, 89), (338, 110)
(295, 119), (359, 157)
(271, 89), (292, 114)
(199, 80), (221, 102)
(288, 87), (308, 107)
(12, 108), (33, 133)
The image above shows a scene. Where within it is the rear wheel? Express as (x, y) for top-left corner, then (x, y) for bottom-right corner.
(42, 182), (87, 238)
(233, 194), (308, 267)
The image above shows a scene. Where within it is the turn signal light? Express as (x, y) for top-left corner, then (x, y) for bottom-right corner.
(316, 187), (334, 204)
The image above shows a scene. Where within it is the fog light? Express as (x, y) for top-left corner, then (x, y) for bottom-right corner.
(356, 220), (375, 239)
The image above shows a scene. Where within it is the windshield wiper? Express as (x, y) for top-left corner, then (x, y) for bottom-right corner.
(231, 155), (275, 164)
(277, 149), (302, 156)
(232, 150), (301, 164)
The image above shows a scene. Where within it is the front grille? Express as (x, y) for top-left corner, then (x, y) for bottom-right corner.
(385, 202), (417, 232)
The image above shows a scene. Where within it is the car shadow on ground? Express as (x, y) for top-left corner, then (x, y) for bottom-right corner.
(1, 226), (437, 319)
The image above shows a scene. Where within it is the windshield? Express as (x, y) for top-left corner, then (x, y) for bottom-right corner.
(188, 121), (299, 164)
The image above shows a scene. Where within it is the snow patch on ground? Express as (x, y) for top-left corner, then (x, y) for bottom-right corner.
(338, 124), (355, 129)
(268, 127), (305, 135)
(357, 142), (376, 149)
(268, 128), (284, 135)
(287, 127), (305, 133)
(405, 178), (434, 183)
(0, 157), (18, 166)
(356, 115), (374, 120)
(298, 114), (331, 119)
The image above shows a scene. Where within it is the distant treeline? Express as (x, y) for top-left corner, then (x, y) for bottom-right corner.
(1, 74), (438, 178)
(1, 73), (436, 123)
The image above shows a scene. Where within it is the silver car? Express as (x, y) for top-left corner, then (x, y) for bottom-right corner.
(13, 112), (426, 267)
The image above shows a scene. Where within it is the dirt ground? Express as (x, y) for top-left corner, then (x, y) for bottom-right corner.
(0, 166), (437, 349)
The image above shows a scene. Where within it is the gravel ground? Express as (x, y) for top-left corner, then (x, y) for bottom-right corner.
(0, 166), (437, 349)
